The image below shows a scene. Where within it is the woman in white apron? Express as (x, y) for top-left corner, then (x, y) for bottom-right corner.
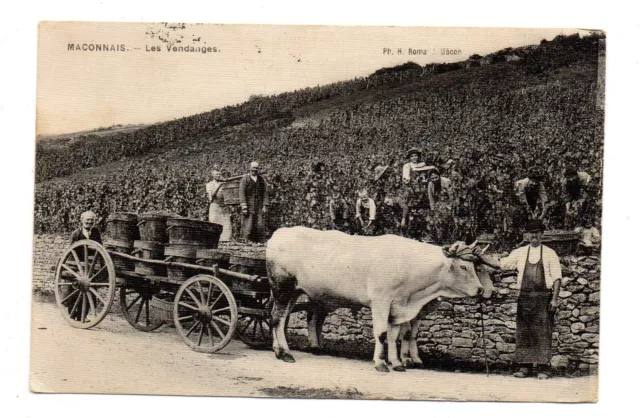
(205, 169), (232, 242)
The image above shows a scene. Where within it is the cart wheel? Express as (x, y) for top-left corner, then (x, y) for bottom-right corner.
(119, 282), (165, 332)
(237, 297), (273, 349)
(54, 240), (116, 329)
(173, 275), (238, 353)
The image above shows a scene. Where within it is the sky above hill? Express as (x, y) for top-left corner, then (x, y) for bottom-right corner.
(37, 23), (586, 136)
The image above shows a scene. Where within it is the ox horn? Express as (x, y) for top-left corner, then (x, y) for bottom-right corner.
(469, 240), (478, 249)
(481, 244), (490, 255)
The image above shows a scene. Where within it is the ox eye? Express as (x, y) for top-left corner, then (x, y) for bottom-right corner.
(461, 265), (467, 270)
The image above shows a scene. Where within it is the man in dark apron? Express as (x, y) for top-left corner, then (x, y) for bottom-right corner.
(477, 220), (562, 379)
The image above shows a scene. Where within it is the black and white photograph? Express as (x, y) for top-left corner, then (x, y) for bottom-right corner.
(29, 22), (605, 402)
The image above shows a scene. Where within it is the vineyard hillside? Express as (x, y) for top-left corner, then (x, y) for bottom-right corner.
(34, 33), (605, 248)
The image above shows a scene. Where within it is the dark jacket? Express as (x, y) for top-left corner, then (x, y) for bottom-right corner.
(69, 227), (102, 245)
(238, 174), (269, 214)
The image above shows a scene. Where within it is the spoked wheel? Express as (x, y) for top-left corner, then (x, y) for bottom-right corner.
(173, 275), (238, 353)
(236, 296), (273, 349)
(54, 240), (116, 329)
(119, 281), (165, 331)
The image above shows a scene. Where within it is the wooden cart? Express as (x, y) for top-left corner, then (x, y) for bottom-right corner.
(54, 239), (274, 353)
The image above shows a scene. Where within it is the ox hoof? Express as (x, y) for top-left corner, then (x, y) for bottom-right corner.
(305, 346), (323, 355)
(392, 365), (406, 372)
(281, 353), (296, 363)
(375, 364), (390, 373)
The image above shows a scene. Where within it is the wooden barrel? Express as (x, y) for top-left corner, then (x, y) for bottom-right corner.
(195, 248), (231, 269)
(104, 238), (135, 271)
(164, 244), (201, 282)
(221, 177), (241, 206)
(229, 254), (267, 276)
(166, 218), (223, 248)
(523, 230), (580, 256)
(106, 212), (139, 244)
(133, 240), (166, 276)
(137, 213), (170, 244)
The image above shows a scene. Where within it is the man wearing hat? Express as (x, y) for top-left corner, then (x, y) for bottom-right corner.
(238, 161), (269, 242)
(402, 147), (437, 211)
(562, 167), (592, 229)
(372, 156), (396, 205)
(402, 148), (435, 186)
(477, 220), (562, 379)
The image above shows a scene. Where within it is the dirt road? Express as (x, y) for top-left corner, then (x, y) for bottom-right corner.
(30, 301), (597, 401)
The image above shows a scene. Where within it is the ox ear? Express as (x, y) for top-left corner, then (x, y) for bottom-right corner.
(476, 265), (496, 299)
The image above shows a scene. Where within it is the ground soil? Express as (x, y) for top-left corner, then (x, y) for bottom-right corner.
(30, 301), (597, 402)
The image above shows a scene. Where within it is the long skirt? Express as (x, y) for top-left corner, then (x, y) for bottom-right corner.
(208, 203), (232, 242)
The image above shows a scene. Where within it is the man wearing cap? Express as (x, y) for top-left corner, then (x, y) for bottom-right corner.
(476, 220), (562, 379)
(514, 168), (548, 224)
(562, 167), (591, 229)
(238, 161), (269, 242)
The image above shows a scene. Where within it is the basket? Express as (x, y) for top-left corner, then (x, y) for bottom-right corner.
(150, 295), (174, 322)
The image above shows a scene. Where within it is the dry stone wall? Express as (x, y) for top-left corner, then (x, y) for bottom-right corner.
(32, 234), (69, 295)
(287, 254), (600, 374)
(32, 234), (599, 373)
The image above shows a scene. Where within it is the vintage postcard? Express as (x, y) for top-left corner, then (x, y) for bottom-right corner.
(31, 22), (604, 402)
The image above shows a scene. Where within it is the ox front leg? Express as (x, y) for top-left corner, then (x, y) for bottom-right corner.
(386, 324), (406, 372)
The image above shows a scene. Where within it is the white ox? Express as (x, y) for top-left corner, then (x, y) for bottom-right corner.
(267, 227), (493, 372)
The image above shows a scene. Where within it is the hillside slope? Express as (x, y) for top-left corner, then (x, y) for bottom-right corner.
(34, 33), (605, 248)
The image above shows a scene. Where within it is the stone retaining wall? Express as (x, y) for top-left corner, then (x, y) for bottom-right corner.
(32, 234), (599, 373)
(32, 234), (69, 295)
(284, 254), (600, 374)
